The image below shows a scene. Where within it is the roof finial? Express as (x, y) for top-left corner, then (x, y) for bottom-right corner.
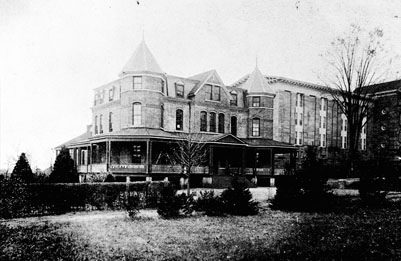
(142, 27), (145, 42)
(256, 55), (258, 68)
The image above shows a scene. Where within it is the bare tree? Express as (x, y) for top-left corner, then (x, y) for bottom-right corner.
(171, 132), (208, 195)
(322, 25), (391, 168)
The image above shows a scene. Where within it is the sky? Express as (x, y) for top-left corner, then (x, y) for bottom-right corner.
(1, 0), (401, 171)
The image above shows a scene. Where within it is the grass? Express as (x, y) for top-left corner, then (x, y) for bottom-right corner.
(2, 191), (401, 260)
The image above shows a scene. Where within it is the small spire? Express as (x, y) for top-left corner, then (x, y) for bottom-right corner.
(256, 55), (258, 68)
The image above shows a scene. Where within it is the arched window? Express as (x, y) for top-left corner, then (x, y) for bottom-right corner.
(160, 105), (164, 128)
(209, 112), (216, 132)
(218, 113), (225, 133)
(231, 116), (237, 136)
(252, 118), (260, 137)
(200, 111), (207, 131)
(132, 103), (142, 126)
(176, 109), (183, 130)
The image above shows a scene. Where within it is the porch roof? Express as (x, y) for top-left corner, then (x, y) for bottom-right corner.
(56, 130), (92, 149)
(242, 138), (296, 150)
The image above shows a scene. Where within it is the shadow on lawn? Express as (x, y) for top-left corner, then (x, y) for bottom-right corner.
(266, 199), (401, 260)
(0, 222), (97, 261)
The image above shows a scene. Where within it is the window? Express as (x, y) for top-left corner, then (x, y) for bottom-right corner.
(296, 93), (303, 107)
(95, 116), (98, 134)
(252, 97), (260, 107)
(100, 89), (105, 104)
(299, 113), (303, 126)
(99, 114), (103, 134)
(161, 80), (165, 93)
(205, 84), (221, 101)
(212, 86), (221, 101)
(342, 136), (347, 149)
(252, 118), (260, 136)
(160, 105), (164, 128)
(321, 134), (326, 147)
(322, 116), (326, 129)
(109, 112), (113, 132)
(132, 103), (141, 126)
(132, 145), (141, 163)
(176, 109), (183, 130)
(230, 93), (238, 106)
(231, 116), (237, 136)
(133, 76), (142, 89)
(205, 84), (212, 100)
(109, 87), (115, 101)
(321, 98), (328, 111)
(218, 113), (225, 133)
(200, 111), (207, 131)
(175, 83), (184, 98)
(296, 131), (303, 145)
(209, 112), (216, 132)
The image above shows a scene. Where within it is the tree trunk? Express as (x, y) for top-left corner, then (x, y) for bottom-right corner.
(186, 172), (191, 196)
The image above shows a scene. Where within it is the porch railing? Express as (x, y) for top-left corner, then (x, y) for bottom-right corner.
(152, 165), (209, 174)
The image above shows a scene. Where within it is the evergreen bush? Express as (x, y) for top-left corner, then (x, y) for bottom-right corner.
(11, 153), (34, 183)
(157, 185), (182, 218)
(220, 178), (259, 216)
(195, 190), (225, 216)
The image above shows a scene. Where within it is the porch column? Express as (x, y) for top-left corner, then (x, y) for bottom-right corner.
(106, 140), (111, 172)
(146, 140), (152, 175)
(241, 148), (246, 175)
(89, 143), (92, 173)
(86, 146), (89, 174)
(209, 145), (214, 175)
(270, 149), (275, 175)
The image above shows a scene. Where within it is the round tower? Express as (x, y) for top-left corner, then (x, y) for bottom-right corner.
(242, 66), (275, 139)
(119, 39), (166, 129)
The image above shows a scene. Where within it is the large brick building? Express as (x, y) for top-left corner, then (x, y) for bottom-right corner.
(58, 39), (371, 184)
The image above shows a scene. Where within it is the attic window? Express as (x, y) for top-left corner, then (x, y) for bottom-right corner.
(230, 93), (238, 106)
(175, 83), (184, 98)
(205, 84), (221, 101)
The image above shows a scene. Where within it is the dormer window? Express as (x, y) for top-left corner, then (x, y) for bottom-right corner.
(133, 76), (142, 89)
(205, 84), (221, 101)
(252, 97), (260, 107)
(175, 83), (184, 98)
(230, 93), (238, 106)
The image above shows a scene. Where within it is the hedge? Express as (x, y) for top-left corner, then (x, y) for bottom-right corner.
(0, 181), (166, 219)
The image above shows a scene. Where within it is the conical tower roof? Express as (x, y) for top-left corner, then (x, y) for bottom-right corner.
(120, 40), (163, 76)
(242, 66), (274, 94)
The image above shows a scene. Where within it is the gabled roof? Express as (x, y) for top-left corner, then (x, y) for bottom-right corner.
(188, 69), (230, 97)
(120, 40), (163, 76)
(241, 66), (275, 94)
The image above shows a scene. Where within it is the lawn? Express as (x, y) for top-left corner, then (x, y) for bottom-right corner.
(1, 189), (401, 260)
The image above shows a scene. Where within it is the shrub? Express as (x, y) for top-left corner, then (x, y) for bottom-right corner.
(357, 159), (389, 205)
(195, 190), (225, 216)
(0, 178), (28, 218)
(220, 178), (259, 216)
(11, 153), (34, 183)
(49, 147), (78, 183)
(272, 146), (333, 212)
(157, 185), (182, 218)
(124, 193), (141, 218)
(0, 181), (165, 219)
